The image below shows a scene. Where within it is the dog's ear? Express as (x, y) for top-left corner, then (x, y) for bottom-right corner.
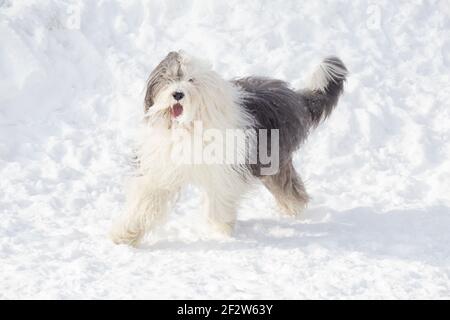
(144, 83), (154, 112)
(144, 51), (182, 112)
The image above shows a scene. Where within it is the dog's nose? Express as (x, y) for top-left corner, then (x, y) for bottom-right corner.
(172, 91), (184, 101)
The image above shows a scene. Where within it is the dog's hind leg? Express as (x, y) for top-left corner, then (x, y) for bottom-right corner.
(110, 176), (177, 247)
(261, 160), (309, 216)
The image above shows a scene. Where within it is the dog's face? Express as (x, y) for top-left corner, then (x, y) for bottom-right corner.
(144, 51), (238, 128)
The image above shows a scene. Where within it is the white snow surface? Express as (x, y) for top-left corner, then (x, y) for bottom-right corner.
(1, 0), (450, 299)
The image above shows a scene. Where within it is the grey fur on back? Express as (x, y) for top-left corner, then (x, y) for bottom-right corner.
(233, 56), (347, 176)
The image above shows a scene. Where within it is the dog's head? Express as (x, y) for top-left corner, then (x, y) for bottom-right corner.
(144, 51), (238, 127)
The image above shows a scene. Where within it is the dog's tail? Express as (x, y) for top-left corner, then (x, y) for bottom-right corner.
(298, 56), (348, 127)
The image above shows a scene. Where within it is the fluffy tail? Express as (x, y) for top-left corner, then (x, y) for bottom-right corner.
(299, 56), (348, 127)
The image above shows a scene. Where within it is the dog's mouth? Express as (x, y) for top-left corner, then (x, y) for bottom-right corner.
(170, 103), (183, 118)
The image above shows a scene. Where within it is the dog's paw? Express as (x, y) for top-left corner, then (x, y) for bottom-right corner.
(281, 204), (306, 217)
(209, 220), (235, 237)
(278, 197), (308, 217)
(110, 225), (142, 247)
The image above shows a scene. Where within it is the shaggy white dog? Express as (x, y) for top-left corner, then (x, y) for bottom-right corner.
(111, 51), (347, 246)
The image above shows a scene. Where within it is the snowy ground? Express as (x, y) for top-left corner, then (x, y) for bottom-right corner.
(1, 0), (450, 299)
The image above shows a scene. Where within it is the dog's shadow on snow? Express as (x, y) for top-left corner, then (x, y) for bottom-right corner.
(145, 205), (450, 264)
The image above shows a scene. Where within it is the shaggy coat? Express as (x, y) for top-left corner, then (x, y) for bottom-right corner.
(111, 51), (347, 246)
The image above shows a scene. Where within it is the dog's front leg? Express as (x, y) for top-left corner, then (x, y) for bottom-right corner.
(202, 182), (243, 236)
(111, 177), (175, 247)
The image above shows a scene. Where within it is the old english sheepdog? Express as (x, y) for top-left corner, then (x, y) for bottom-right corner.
(111, 51), (347, 246)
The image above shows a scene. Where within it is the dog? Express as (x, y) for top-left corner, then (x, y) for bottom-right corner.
(111, 51), (347, 246)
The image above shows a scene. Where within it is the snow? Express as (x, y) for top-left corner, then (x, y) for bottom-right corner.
(1, 0), (449, 299)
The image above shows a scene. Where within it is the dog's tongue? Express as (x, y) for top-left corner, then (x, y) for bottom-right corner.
(171, 103), (183, 118)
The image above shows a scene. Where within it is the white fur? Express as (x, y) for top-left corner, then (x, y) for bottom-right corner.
(307, 59), (347, 92)
(111, 52), (255, 246)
